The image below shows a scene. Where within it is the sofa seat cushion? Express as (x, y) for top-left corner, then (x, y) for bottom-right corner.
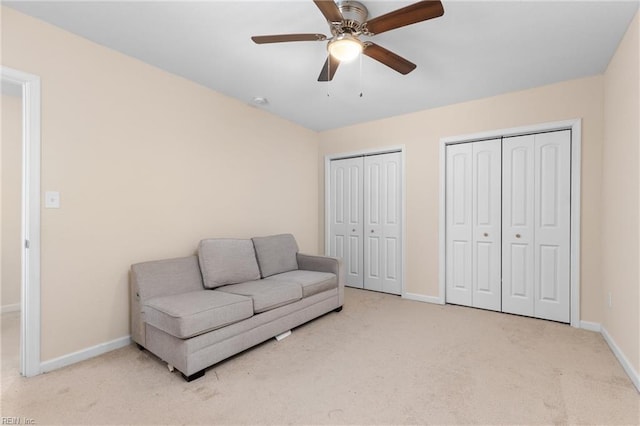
(216, 280), (302, 314)
(144, 290), (253, 339)
(266, 270), (337, 298)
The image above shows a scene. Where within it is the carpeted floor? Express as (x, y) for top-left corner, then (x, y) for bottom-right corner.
(1, 288), (638, 424)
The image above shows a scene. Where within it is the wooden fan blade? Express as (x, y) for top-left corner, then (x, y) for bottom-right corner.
(313, 0), (343, 23)
(363, 43), (416, 75)
(364, 1), (444, 35)
(252, 34), (327, 44)
(318, 55), (340, 81)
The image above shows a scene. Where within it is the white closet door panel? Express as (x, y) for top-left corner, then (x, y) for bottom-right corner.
(330, 157), (364, 288)
(385, 237), (399, 281)
(367, 236), (380, 277)
(472, 139), (501, 311)
(368, 161), (381, 226)
(364, 152), (402, 295)
(509, 243), (530, 296)
(334, 235), (345, 259)
(381, 154), (402, 294)
(446, 143), (473, 306)
(364, 157), (383, 292)
(502, 135), (535, 317)
(534, 130), (571, 322)
(330, 165), (347, 272)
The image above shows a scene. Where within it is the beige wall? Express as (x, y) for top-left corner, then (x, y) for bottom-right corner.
(1, 93), (22, 309)
(1, 8), (319, 361)
(318, 75), (605, 323)
(602, 12), (639, 374)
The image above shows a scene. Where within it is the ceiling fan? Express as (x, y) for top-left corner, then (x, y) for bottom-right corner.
(251, 0), (444, 82)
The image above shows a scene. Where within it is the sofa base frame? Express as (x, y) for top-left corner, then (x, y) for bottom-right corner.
(144, 289), (341, 381)
(182, 369), (205, 382)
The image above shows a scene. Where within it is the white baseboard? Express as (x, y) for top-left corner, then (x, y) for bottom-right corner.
(601, 326), (640, 393)
(402, 292), (444, 305)
(579, 320), (601, 332)
(1, 303), (20, 314)
(40, 335), (131, 374)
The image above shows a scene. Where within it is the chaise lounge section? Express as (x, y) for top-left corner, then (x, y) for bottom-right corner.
(130, 234), (344, 381)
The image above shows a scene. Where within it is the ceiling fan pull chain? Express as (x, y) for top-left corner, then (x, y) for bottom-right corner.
(327, 59), (331, 97)
(359, 53), (364, 98)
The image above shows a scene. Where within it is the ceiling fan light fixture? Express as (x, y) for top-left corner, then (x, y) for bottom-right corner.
(328, 34), (363, 62)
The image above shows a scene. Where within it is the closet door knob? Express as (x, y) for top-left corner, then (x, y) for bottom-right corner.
(371, 230), (374, 233)
(483, 233), (488, 237)
(352, 229), (356, 232)
(516, 233), (521, 239)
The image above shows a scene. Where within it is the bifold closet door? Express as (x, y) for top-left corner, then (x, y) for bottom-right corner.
(445, 143), (473, 305)
(502, 130), (571, 323)
(471, 140), (502, 311)
(445, 140), (501, 309)
(363, 153), (402, 295)
(329, 157), (364, 288)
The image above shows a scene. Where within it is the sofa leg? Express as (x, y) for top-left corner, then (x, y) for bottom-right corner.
(334, 306), (343, 313)
(182, 369), (205, 382)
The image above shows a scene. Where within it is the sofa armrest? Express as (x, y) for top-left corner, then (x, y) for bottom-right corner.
(130, 255), (204, 347)
(297, 253), (345, 306)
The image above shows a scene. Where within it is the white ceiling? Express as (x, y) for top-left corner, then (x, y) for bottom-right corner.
(5, 1), (639, 131)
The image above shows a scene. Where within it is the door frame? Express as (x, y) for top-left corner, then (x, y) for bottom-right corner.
(1, 66), (42, 376)
(438, 119), (582, 327)
(324, 146), (406, 295)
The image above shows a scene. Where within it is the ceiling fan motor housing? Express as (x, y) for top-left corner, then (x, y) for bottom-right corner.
(334, 0), (369, 34)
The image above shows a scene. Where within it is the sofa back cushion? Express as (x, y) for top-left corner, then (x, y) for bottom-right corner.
(198, 238), (261, 288)
(252, 234), (299, 278)
(132, 256), (204, 301)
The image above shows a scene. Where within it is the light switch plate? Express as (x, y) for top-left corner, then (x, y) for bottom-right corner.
(45, 191), (60, 208)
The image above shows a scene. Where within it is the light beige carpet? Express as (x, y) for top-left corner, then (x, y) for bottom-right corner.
(1, 288), (638, 425)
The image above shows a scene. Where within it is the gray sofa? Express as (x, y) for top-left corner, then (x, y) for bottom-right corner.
(130, 234), (344, 381)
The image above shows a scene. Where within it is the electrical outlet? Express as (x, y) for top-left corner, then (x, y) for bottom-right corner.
(608, 291), (612, 308)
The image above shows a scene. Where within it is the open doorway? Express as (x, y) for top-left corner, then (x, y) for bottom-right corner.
(1, 66), (41, 377)
(1, 80), (23, 376)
